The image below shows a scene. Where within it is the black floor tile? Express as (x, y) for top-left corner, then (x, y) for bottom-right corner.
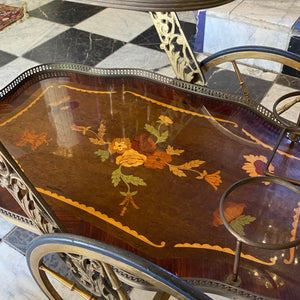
(130, 21), (196, 52)
(205, 68), (273, 103)
(29, 0), (104, 26)
(23, 28), (125, 66)
(276, 73), (300, 90)
(0, 50), (17, 67)
(282, 35), (300, 78)
(3, 226), (38, 255)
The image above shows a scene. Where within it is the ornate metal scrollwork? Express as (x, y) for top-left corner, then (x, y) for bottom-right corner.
(64, 253), (129, 300)
(0, 143), (62, 234)
(0, 143), (129, 299)
(150, 12), (205, 85)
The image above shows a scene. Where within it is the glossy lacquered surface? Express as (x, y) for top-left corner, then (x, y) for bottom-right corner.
(0, 67), (299, 299)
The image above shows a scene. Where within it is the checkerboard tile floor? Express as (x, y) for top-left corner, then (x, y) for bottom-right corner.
(0, 0), (299, 299)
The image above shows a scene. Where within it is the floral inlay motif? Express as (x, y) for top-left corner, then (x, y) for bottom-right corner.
(72, 115), (222, 216)
(213, 202), (256, 236)
(15, 129), (50, 150)
(242, 154), (274, 184)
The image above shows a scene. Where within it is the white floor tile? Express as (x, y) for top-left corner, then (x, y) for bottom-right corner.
(75, 8), (153, 42)
(0, 57), (39, 89)
(177, 11), (197, 24)
(0, 242), (48, 299)
(0, 216), (15, 239)
(3, 0), (53, 11)
(95, 43), (175, 78)
(0, 17), (68, 56)
(261, 83), (300, 123)
(231, 0), (300, 29)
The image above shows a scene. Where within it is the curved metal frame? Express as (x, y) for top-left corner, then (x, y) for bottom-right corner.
(220, 176), (300, 285)
(0, 63), (287, 127)
(27, 233), (212, 300)
(200, 46), (300, 73)
(220, 176), (300, 249)
(199, 46), (300, 102)
(273, 91), (300, 128)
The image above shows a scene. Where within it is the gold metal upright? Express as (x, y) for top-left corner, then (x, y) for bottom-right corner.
(150, 12), (205, 85)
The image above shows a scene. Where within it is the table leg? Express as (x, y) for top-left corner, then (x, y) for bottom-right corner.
(150, 12), (204, 85)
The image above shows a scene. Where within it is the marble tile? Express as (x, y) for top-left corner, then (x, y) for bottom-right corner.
(3, 0), (54, 11)
(3, 226), (38, 255)
(276, 73), (300, 91)
(0, 216), (15, 239)
(75, 8), (152, 42)
(0, 17), (69, 56)
(0, 50), (17, 67)
(261, 83), (300, 123)
(0, 242), (48, 299)
(29, 0), (104, 26)
(0, 57), (39, 89)
(177, 11), (197, 24)
(203, 17), (290, 72)
(130, 21), (196, 52)
(283, 35), (300, 78)
(199, 55), (278, 82)
(23, 28), (125, 66)
(129, 288), (156, 299)
(205, 68), (273, 103)
(230, 0), (300, 30)
(95, 43), (175, 78)
(204, 0), (243, 18)
(129, 25), (161, 51)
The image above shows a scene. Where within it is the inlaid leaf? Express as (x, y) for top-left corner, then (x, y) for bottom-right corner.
(166, 145), (184, 156)
(90, 138), (108, 146)
(122, 174), (146, 186)
(94, 149), (109, 162)
(120, 192), (128, 197)
(98, 124), (106, 139)
(230, 215), (256, 236)
(120, 191), (138, 197)
(144, 124), (159, 137)
(112, 168), (122, 187)
(168, 164), (187, 177)
(156, 130), (169, 144)
(180, 160), (205, 169)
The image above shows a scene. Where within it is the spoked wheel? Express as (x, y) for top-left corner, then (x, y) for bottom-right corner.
(199, 46), (300, 105)
(26, 233), (212, 300)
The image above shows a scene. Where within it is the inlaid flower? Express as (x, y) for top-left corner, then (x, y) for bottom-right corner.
(131, 134), (156, 155)
(242, 154), (274, 179)
(203, 170), (222, 191)
(144, 150), (172, 169)
(71, 124), (91, 135)
(159, 115), (173, 125)
(116, 149), (147, 167)
(213, 202), (246, 227)
(109, 138), (131, 154)
(15, 130), (49, 150)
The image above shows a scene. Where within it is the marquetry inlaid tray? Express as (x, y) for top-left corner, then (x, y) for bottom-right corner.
(0, 64), (299, 299)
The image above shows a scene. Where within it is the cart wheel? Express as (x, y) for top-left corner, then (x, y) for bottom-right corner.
(26, 233), (211, 300)
(199, 46), (300, 104)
